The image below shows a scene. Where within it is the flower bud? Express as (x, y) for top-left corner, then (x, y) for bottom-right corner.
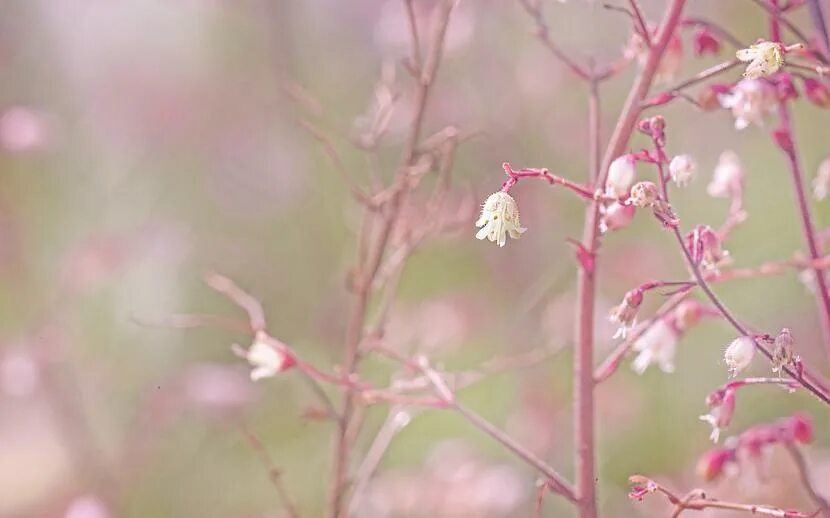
(669, 154), (696, 187)
(804, 78), (830, 108)
(693, 27), (720, 56)
(724, 336), (755, 377)
(672, 300), (703, 332)
(599, 202), (636, 233)
(696, 447), (734, 481)
(787, 412), (813, 444)
(606, 155), (637, 197)
(628, 181), (659, 207)
(774, 73), (799, 102)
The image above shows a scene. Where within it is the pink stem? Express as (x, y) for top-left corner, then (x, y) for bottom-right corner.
(770, 0), (830, 357)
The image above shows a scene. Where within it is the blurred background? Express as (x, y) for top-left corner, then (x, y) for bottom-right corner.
(1, 0), (829, 516)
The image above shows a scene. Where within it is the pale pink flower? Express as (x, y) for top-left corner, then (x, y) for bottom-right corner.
(708, 150), (744, 198)
(631, 319), (679, 374)
(718, 79), (777, 130)
(700, 388), (736, 442)
(669, 154), (696, 187)
(606, 154), (637, 198)
(724, 336), (755, 377)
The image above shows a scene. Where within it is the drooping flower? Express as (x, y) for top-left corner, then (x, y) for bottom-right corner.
(686, 225), (730, 271)
(631, 319), (679, 374)
(693, 27), (721, 56)
(700, 387), (736, 442)
(475, 191), (527, 247)
(625, 28), (683, 83)
(736, 41), (784, 79)
(708, 150), (744, 198)
(696, 447), (735, 481)
(669, 154), (697, 187)
(606, 154), (637, 198)
(718, 79), (778, 130)
(240, 332), (296, 381)
(724, 336), (755, 377)
(599, 201), (636, 233)
(609, 289), (643, 339)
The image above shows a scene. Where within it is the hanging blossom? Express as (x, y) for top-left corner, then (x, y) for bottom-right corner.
(718, 79), (778, 130)
(599, 201), (636, 234)
(707, 150), (744, 199)
(631, 300), (704, 375)
(736, 41), (784, 79)
(235, 331), (297, 381)
(625, 28), (683, 84)
(696, 413), (813, 481)
(699, 386), (736, 442)
(723, 336), (755, 378)
(686, 225), (730, 272)
(475, 191), (526, 247)
(669, 154), (696, 187)
(609, 288), (643, 339)
(606, 154), (637, 198)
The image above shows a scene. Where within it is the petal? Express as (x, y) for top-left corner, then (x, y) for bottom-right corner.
(475, 213), (489, 227)
(250, 366), (277, 381)
(735, 49), (755, 62)
(475, 224), (491, 240)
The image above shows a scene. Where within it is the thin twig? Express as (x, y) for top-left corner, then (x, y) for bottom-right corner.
(239, 423), (300, 518)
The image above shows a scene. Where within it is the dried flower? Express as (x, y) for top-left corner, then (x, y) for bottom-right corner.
(813, 156), (830, 200)
(609, 289), (643, 339)
(631, 319), (679, 374)
(708, 150), (744, 198)
(240, 332), (296, 381)
(475, 191), (527, 247)
(628, 181), (659, 207)
(599, 201), (636, 233)
(606, 154), (637, 198)
(724, 336), (755, 377)
(718, 79), (777, 130)
(700, 387), (736, 442)
(736, 41), (784, 79)
(772, 327), (795, 375)
(669, 154), (696, 187)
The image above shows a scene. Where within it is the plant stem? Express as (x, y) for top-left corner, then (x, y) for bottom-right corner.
(573, 3), (688, 517)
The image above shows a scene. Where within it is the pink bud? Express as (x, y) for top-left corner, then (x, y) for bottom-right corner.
(696, 447), (733, 481)
(787, 412), (813, 444)
(774, 73), (799, 102)
(804, 78), (830, 108)
(606, 155), (637, 197)
(693, 27), (721, 56)
(599, 202), (635, 233)
(773, 128), (795, 154)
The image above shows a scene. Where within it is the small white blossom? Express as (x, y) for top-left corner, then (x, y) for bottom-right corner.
(708, 151), (744, 198)
(736, 41), (784, 79)
(669, 154), (697, 187)
(631, 319), (679, 375)
(724, 336), (755, 377)
(606, 155), (637, 198)
(699, 390), (735, 443)
(475, 191), (526, 247)
(813, 157), (830, 201)
(242, 333), (292, 381)
(718, 79), (777, 130)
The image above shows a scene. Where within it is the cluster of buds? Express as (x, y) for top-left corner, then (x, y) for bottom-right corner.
(686, 225), (730, 271)
(696, 413), (813, 481)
